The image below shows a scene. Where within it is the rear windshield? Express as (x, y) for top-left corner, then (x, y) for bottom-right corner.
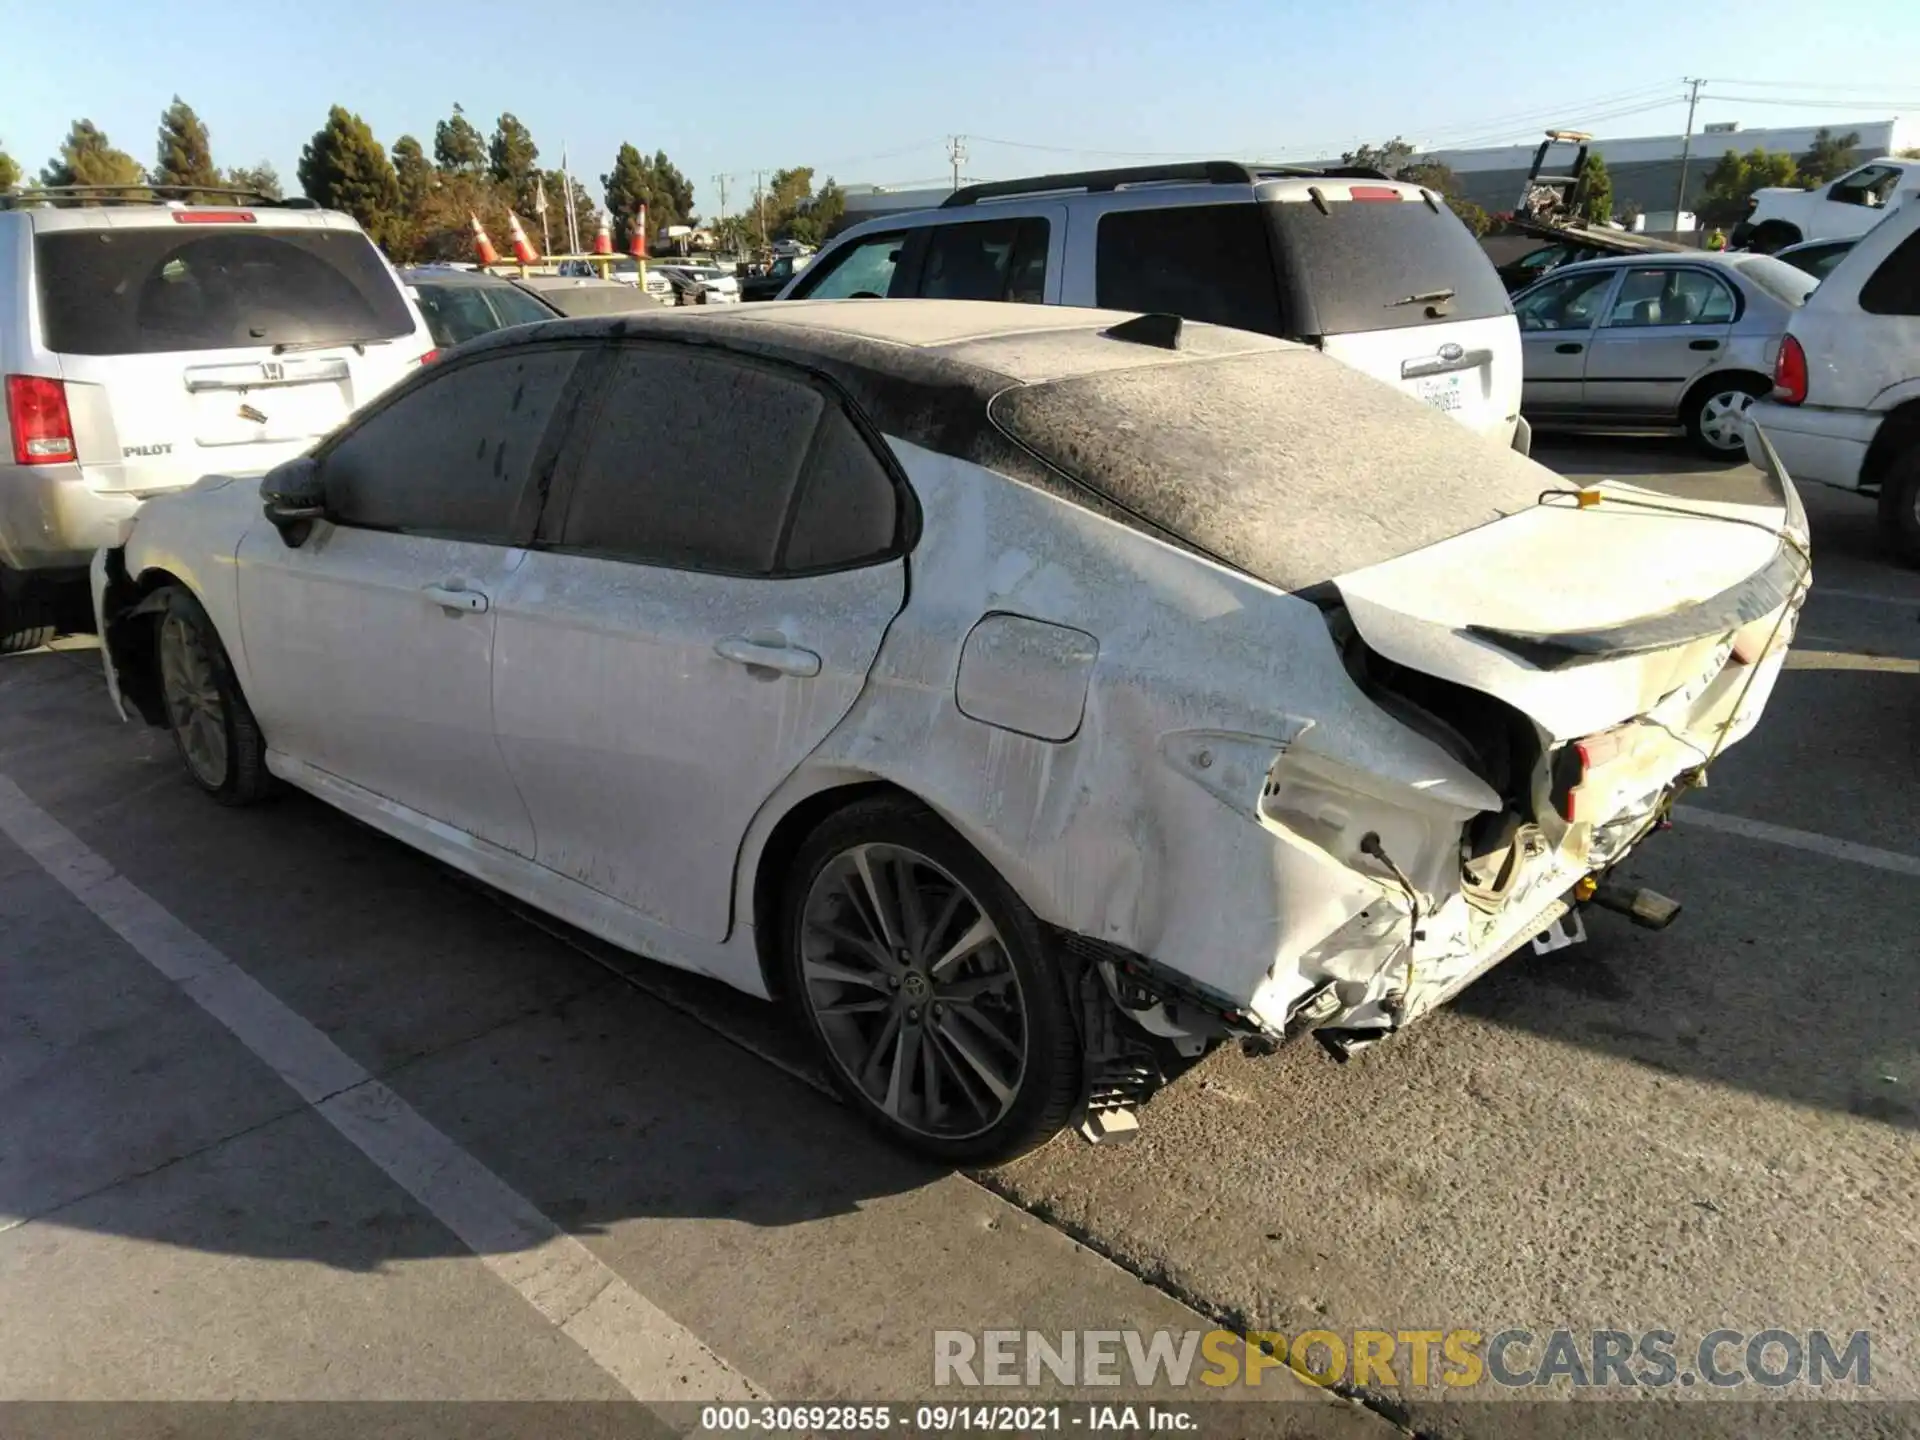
(1733, 253), (1821, 306)
(35, 226), (414, 356)
(989, 347), (1548, 592)
(1264, 196), (1512, 336)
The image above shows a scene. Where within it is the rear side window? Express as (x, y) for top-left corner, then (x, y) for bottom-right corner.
(918, 217), (1050, 303)
(783, 408), (899, 571)
(322, 347), (580, 543)
(558, 348), (825, 574)
(1264, 195), (1512, 336)
(34, 227), (414, 356)
(1860, 228), (1920, 316)
(1095, 204), (1284, 335)
(413, 283), (501, 347)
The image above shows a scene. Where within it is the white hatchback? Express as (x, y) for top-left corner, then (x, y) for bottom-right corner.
(95, 301), (1805, 1162)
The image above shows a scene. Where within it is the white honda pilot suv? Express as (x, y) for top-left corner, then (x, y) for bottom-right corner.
(0, 186), (433, 649)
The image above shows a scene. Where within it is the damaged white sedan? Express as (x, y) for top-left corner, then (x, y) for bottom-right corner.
(92, 300), (1808, 1162)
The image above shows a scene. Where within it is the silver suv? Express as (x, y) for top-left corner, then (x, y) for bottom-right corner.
(780, 161), (1523, 450)
(1, 186), (433, 648)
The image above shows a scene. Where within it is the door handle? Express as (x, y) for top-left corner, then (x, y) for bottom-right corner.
(1689, 338), (1721, 351)
(1554, 342), (1584, 354)
(422, 584), (489, 614)
(714, 636), (821, 677)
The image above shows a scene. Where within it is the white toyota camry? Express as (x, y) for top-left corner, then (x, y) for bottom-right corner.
(93, 300), (1809, 1162)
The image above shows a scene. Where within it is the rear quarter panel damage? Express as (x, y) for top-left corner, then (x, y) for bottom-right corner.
(751, 439), (1500, 1031)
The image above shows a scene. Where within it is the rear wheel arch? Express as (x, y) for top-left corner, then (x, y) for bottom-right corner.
(1682, 370), (1770, 456)
(1861, 399), (1920, 494)
(109, 566), (194, 726)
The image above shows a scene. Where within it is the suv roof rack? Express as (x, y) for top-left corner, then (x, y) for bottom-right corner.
(940, 161), (1390, 208)
(0, 184), (315, 211)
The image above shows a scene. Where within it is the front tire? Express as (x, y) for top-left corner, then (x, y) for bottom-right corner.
(780, 796), (1081, 1164)
(1876, 444), (1920, 568)
(1685, 375), (1768, 459)
(154, 586), (274, 805)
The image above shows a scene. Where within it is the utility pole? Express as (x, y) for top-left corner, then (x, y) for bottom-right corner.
(713, 173), (729, 219)
(947, 135), (968, 192)
(1672, 77), (1704, 237)
(754, 169), (767, 251)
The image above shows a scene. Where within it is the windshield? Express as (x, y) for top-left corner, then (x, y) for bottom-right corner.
(1264, 197), (1513, 336)
(35, 226), (414, 355)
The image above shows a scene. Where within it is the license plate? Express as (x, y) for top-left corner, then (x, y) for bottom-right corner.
(1416, 373), (1464, 413)
(193, 381), (348, 448)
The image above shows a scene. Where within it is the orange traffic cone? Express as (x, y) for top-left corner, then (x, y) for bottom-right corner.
(629, 204), (648, 259)
(506, 212), (539, 265)
(593, 214), (613, 255)
(470, 213), (499, 267)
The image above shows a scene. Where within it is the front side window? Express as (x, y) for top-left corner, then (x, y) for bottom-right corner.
(1095, 204), (1283, 335)
(1515, 269), (1615, 331)
(486, 284), (559, 328)
(1601, 267), (1734, 327)
(413, 283), (502, 347)
(322, 347), (582, 543)
(792, 233), (910, 299)
(1830, 165), (1901, 208)
(917, 217), (1050, 303)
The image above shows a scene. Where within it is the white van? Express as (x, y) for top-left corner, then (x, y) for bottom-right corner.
(1744, 198), (1920, 562)
(1, 189), (433, 646)
(779, 161), (1525, 450)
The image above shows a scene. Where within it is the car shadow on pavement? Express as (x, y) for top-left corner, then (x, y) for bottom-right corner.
(1, 650), (944, 1275)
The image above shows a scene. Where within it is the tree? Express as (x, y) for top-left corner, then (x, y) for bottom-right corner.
(1698, 147), (1798, 227)
(433, 104), (486, 176)
(1797, 128), (1861, 187)
(392, 134), (433, 208)
(154, 96), (219, 198)
(1900, 147), (1920, 160)
(0, 143), (19, 192)
(1577, 151), (1613, 224)
(536, 168), (597, 253)
(601, 144), (694, 246)
(488, 112), (539, 209)
(225, 162), (282, 199)
(298, 106), (401, 247)
(785, 179), (846, 246)
(39, 119), (147, 195)
(1342, 138), (1416, 176)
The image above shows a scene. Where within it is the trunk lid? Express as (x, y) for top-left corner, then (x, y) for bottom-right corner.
(33, 216), (428, 495)
(1320, 313), (1519, 444)
(1331, 475), (1807, 742)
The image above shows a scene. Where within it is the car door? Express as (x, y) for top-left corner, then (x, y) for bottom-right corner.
(490, 342), (910, 942)
(235, 342), (592, 856)
(1581, 266), (1738, 422)
(1514, 267), (1619, 418)
(785, 229), (923, 299)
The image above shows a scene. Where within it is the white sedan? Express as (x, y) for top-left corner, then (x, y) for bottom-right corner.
(93, 301), (1808, 1162)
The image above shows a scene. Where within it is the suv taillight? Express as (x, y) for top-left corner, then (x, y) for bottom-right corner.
(1773, 334), (1808, 405)
(5, 375), (76, 466)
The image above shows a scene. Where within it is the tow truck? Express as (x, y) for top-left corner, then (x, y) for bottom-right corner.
(1492, 130), (1693, 292)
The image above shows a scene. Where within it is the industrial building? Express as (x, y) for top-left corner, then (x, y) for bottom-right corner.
(840, 117), (1914, 226)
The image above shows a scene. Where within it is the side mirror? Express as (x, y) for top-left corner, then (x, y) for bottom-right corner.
(260, 456), (326, 548)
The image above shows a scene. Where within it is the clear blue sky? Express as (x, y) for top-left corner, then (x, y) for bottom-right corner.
(4, 0), (1916, 214)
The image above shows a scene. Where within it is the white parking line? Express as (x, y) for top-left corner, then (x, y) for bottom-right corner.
(1678, 804), (1920, 878)
(0, 774), (763, 1406)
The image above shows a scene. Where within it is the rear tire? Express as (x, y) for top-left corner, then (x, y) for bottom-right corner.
(779, 796), (1081, 1164)
(0, 569), (56, 655)
(154, 586), (275, 805)
(1875, 444), (1920, 568)
(1684, 374), (1768, 459)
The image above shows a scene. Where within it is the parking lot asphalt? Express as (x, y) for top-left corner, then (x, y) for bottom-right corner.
(2, 436), (1915, 1439)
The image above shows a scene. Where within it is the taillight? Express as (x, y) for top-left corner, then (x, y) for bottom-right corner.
(1773, 334), (1807, 405)
(1348, 185), (1403, 202)
(5, 374), (76, 466)
(417, 349), (439, 367)
(172, 210), (256, 224)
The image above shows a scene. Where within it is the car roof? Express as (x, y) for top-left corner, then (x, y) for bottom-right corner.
(401, 266), (525, 287)
(456, 298), (1294, 387)
(16, 203), (367, 234)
